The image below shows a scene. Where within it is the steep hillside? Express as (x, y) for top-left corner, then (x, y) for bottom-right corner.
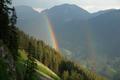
(18, 29), (106, 80)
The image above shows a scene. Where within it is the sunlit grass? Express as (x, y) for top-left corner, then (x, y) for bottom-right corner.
(17, 49), (61, 80)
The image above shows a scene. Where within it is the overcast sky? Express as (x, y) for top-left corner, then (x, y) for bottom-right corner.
(13, 0), (120, 12)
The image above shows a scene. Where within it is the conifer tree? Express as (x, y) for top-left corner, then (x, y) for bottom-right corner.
(0, 0), (18, 60)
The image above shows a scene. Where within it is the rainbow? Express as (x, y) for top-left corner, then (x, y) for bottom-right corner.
(45, 15), (59, 51)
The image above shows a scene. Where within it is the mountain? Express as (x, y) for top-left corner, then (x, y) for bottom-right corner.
(15, 6), (51, 44)
(16, 4), (91, 46)
(16, 4), (120, 60)
(42, 5), (120, 79)
(42, 4), (91, 32)
(56, 9), (120, 57)
(89, 9), (120, 56)
(16, 4), (120, 79)
(42, 4), (91, 22)
(92, 9), (120, 17)
(16, 4), (120, 61)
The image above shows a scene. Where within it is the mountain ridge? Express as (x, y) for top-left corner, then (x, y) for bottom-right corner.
(16, 4), (120, 80)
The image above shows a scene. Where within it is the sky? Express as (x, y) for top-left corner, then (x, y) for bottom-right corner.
(13, 0), (120, 12)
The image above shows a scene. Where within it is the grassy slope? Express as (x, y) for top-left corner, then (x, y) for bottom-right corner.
(17, 49), (61, 80)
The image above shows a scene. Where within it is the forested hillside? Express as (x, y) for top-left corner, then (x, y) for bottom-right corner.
(0, 0), (107, 80)
(18, 29), (106, 80)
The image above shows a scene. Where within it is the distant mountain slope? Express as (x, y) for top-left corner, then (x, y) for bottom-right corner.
(57, 9), (120, 56)
(89, 9), (120, 57)
(55, 9), (120, 67)
(15, 6), (51, 44)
